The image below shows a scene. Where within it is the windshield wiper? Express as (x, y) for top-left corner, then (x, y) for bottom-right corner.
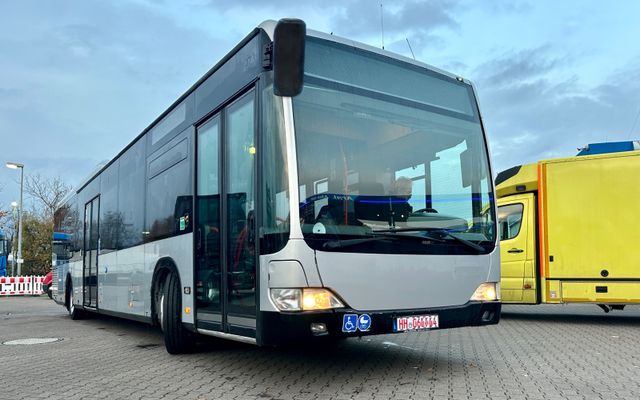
(322, 236), (400, 250)
(372, 227), (485, 252)
(321, 231), (446, 250)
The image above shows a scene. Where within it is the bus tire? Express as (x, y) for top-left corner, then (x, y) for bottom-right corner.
(162, 271), (195, 354)
(67, 282), (84, 320)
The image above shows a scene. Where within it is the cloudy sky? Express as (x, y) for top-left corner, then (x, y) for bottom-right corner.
(1, 0), (639, 210)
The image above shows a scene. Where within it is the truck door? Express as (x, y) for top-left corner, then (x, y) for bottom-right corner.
(498, 194), (535, 303)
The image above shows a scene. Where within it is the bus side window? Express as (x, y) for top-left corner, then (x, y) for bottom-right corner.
(146, 137), (193, 241)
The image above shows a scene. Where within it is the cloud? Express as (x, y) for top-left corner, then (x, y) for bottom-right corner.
(475, 46), (561, 88)
(332, 0), (460, 42)
(335, 0), (458, 36)
(0, 0), (232, 206)
(472, 47), (640, 173)
(483, 1), (531, 15)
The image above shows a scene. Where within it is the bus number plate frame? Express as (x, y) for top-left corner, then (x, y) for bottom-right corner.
(394, 314), (439, 332)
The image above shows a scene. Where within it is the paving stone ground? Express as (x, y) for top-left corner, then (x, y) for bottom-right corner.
(1, 296), (639, 399)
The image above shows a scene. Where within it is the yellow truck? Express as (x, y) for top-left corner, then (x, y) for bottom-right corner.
(495, 144), (640, 311)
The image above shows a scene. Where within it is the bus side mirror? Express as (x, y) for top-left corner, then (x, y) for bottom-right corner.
(460, 147), (488, 188)
(273, 18), (306, 97)
(460, 149), (472, 188)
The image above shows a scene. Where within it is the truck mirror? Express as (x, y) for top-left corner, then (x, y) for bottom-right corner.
(273, 18), (306, 97)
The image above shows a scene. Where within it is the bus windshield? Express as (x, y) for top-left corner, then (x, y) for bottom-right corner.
(293, 38), (495, 254)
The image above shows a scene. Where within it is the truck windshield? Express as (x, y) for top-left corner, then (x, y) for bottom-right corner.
(293, 38), (495, 255)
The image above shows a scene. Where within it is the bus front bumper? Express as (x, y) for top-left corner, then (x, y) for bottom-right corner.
(259, 301), (500, 346)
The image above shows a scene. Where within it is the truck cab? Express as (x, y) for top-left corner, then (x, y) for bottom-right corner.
(495, 164), (538, 304)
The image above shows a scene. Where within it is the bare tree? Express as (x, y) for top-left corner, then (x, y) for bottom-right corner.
(24, 174), (73, 221)
(0, 184), (10, 231)
(0, 209), (10, 231)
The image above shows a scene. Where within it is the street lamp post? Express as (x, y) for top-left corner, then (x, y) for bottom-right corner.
(10, 201), (17, 276)
(6, 162), (24, 276)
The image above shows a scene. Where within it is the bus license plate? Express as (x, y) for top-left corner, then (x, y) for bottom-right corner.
(395, 314), (439, 332)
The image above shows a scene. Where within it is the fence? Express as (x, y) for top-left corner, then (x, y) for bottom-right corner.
(0, 276), (46, 296)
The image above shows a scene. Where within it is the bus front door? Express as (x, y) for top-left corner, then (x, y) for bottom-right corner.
(195, 89), (257, 337)
(83, 196), (99, 308)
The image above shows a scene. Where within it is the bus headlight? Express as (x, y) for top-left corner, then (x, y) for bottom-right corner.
(301, 288), (344, 311)
(270, 288), (345, 311)
(470, 282), (500, 301)
(270, 288), (301, 311)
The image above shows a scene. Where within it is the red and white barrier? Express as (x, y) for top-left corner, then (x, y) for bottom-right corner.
(0, 276), (46, 296)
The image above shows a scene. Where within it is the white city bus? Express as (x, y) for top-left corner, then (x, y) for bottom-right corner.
(52, 19), (500, 354)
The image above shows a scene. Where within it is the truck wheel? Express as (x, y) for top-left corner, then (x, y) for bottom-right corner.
(162, 271), (195, 354)
(67, 284), (84, 320)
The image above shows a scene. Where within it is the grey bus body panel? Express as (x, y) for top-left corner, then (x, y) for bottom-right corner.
(259, 240), (500, 312)
(268, 260), (308, 288)
(315, 250), (498, 311)
(60, 234), (194, 324)
(259, 238), (321, 312)
(70, 259), (82, 309)
(52, 260), (69, 305)
(145, 234), (194, 324)
(486, 249), (500, 283)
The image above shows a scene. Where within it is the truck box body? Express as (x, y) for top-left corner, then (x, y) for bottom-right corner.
(496, 149), (640, 305)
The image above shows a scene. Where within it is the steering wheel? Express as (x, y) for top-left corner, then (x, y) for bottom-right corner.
(413, 208), (438, 214)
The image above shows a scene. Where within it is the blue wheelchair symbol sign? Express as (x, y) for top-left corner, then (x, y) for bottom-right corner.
(342, 314), (358, 333)
(357, 314), (372, 331)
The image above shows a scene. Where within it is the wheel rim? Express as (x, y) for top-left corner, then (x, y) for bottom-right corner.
(69, 290), (74, 315)
(159, 292), (164, 332)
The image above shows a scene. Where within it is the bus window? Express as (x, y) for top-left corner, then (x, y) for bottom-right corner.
(225, 92), (256, 316)
(260, 82), (290, 255)
(146, 138), (193, 241)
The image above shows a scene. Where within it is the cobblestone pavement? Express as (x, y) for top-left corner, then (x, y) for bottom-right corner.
(1, 296), (639, 399)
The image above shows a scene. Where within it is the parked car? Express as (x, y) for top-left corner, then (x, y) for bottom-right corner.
(42, 271), (53, 299)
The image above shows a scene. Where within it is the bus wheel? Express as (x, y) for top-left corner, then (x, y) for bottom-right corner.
(67, 284), (84, 320)
(162, 272), (195, 354)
